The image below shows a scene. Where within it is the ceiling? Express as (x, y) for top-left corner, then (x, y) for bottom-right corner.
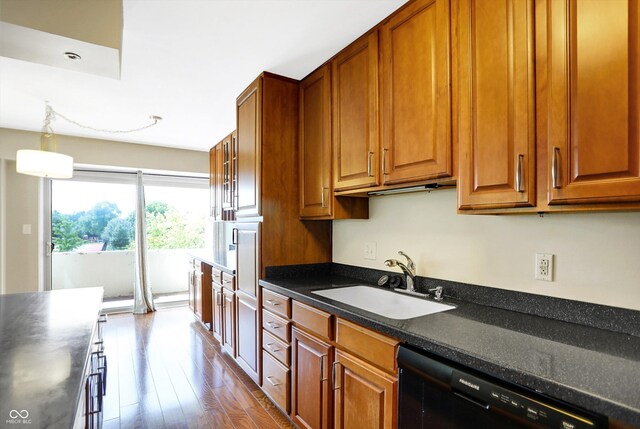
(0, 0), (407, 152)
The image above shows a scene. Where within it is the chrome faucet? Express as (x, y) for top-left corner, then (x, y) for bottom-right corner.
(384, 251), (417, 293)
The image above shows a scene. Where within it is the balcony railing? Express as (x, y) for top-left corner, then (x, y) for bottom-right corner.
(52, 248), (196, 299)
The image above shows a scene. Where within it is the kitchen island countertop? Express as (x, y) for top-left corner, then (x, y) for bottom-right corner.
(0, 288), (103, 429)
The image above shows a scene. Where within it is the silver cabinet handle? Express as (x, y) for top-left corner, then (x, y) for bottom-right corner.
(552, 147), (561, 189)
(266, 321), (280, 329)
(321, 185), (326, 208)
(265, 376), (281, 387)
(265, 343), (281, 353)
(232, 228), (238, 245)
(382, 148), (388, 175)
(367, 151), (374, 177)
(215, 291), (222, 307)
(265, 299), (280, 306)
(332, 361), (341, 390)
(515, 154), (524, 192)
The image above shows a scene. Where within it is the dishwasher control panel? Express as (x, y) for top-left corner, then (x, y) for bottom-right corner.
(452, 370), (597, 429)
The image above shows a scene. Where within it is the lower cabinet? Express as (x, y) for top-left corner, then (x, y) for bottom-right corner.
(236, 291), (260, 383)
(214, 286), (399, 429)
(333, 349), (397, 429)
(222, 287), (236, 357)
(212, 283), (223, 343)
(291, 326), (333, 429)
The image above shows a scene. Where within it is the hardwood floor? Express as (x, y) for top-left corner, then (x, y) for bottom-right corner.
(102, 306), (295, 429)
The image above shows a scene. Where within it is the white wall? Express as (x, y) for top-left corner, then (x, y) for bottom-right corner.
(333, 189), (640, 311)
(0, 128), (209, 294)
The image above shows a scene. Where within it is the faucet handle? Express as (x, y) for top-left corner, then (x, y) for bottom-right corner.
(398, 251), (416, 274)
(428, 286), (444, 301)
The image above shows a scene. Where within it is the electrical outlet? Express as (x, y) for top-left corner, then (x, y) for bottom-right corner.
(535, 253), (554, 281)
(364, 242), (377, 260)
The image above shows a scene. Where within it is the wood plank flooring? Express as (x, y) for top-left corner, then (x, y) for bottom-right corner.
(102, 306), (295, 429)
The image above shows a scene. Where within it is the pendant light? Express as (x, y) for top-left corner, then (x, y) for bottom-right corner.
(16, 105), (74, 179)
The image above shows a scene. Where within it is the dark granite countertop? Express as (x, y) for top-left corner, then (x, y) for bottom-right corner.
(259, 272), (640, 427)
(0, 288), (104, 429)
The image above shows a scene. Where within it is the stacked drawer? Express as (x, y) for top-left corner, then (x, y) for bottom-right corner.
(261, 289), (292, 412)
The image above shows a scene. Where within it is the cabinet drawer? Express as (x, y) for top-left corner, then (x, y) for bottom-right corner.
(212, 268), (222, 285)
(292, 300), (332, 341)
(262, 289), (291, 318)
(262, 329), (290, 367)
(335, 317), (399, 374)
(221, 272), (236, 290)
(262, 309), (291, 342)
(262, 349), (291, 413)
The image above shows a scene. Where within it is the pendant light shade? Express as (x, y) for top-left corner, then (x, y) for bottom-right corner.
(16, 149), (74, 179)
(16, 108), (74, 179)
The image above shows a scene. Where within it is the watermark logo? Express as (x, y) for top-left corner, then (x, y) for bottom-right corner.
(6, 409), (31, 425)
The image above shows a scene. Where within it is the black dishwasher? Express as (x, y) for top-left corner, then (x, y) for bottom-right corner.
(397, 345), (606, 429)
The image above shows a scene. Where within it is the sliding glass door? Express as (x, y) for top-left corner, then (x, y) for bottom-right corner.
(45, 170), (209, 312)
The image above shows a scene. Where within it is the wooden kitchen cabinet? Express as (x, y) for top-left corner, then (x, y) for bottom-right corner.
(333, 349), (397, 429)
(332, 32), (380, 192)
(236, 290), (260, 383)
(209, 143), (222, 220)
(300, 64), (369, 220)
(212, 282), (223, 343)
(236, 77), (262, 218)
(189, 259), (212, 330)
(236, 222), (259, 297)
(291, 326), (333, 429)
(222, 286), (236, 357)
(543, 0), (640, 205)
(456, 0), (536, 209)
(221, 132), (236, 213)
(380, 0), (453, 185)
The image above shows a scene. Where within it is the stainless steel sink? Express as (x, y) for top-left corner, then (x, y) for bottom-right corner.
(311, 285), (455, 320)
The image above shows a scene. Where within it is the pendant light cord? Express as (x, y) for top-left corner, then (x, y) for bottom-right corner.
(45, 103), (162, 134)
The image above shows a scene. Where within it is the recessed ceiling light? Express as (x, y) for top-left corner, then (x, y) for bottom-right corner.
(64, 52), (82, 61)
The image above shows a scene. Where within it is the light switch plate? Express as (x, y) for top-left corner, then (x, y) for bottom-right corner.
(364, 242), (377, 260)
(22, 224), (32, 235)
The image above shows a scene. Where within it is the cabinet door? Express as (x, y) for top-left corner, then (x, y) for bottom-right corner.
(291, 327), (333, 429)
(380, 0), (453, 185)
(236, 291), (260, 384)
(332, 32), (380, 191)
(236, 77), (262, 217)
(209, 145), (217, 219)
(300, 64), (332, 218)
(188, 269), (195, 311)
(222, 133), (234, 212)
(333, 350), (397, 429)
(194, 264), (203, 320)
(546, 0), (640, 204)
(212, 283), (223, 343)
(222, 287), (236, 357)
(456, 0), (536, 209)
(236, 222), (259, 297)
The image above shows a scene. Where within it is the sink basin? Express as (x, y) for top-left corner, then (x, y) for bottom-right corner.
(311, 285), (455, 320)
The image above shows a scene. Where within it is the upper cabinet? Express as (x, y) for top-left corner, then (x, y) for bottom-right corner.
(380, 0), (453, 185)
(332, 32), (380, 192)
(209, 143), (222, 220)
(456, 0), (536, 209)
(300, 65), (333, 218)
(300, 64), (369, 220)
(221, 132), (236, 212)
(236, 77), (262, 218)
(544, 0), (640, 205)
